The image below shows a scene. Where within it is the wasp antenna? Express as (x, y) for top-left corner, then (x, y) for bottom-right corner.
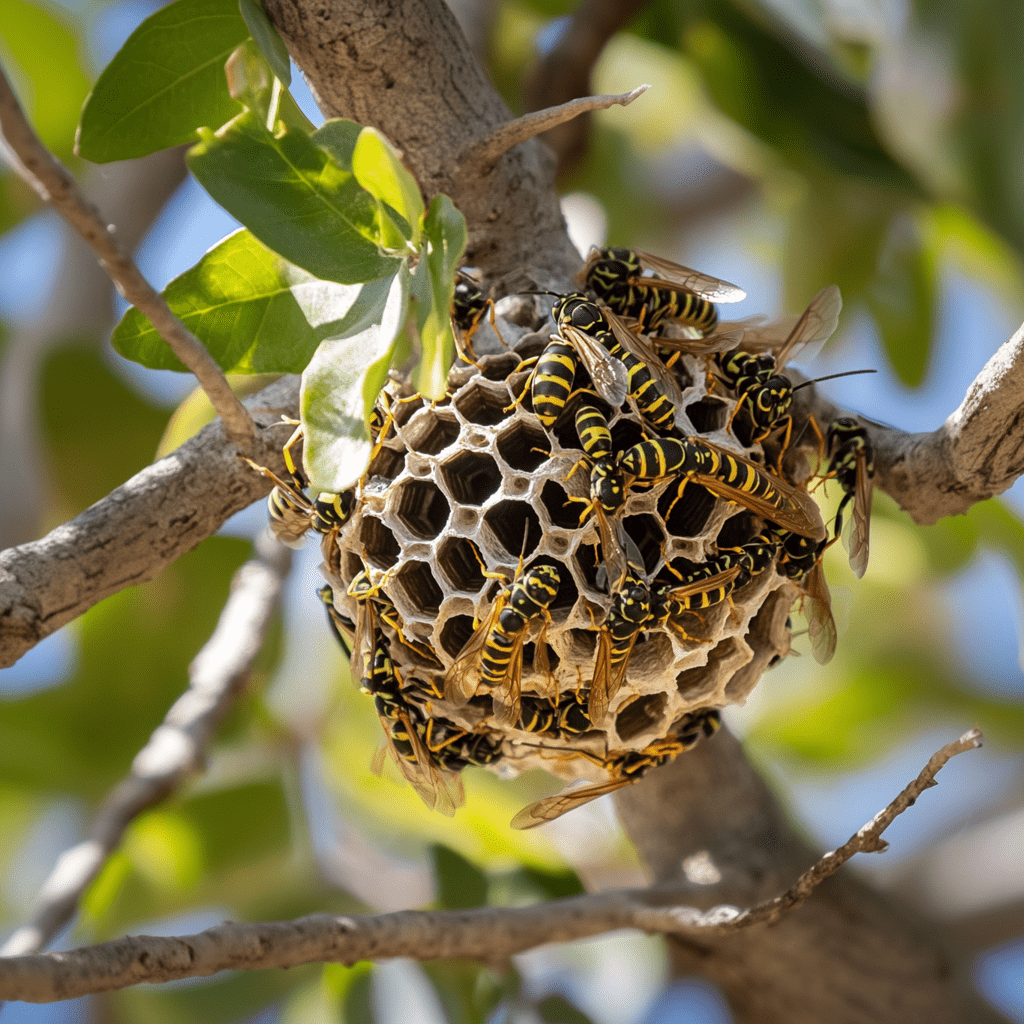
(792, 369), (877, 392)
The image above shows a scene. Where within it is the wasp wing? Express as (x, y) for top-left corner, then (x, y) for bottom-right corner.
(847, 448), (873, 579)
(692, 441), (827, 542)
(632, 249), (746, 303)
(663, 565), (743, 604)
(603, 306), (685, 411)
(774, 284), (842, 369)
(491, 630), (527, 729)
(804, 562), (837, 665)
(443, 601), (504, 706)
(561, 323), (629, 408)
(510, 777), (634, 829)
(588, 629), (615, 727)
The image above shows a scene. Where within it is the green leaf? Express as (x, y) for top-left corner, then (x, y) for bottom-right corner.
(188, 109), (400, 285)
(352, 127), (423, 248)
(111, 229), (391, 374)
(301, 266), (410, 492)
(413, 194), (467, 398)
(237, 0), (290, 84)
(0, 0), (91, 162)
(430, 844), (488, 909)
(864, 214), (936, 388)
(76, 0), (249, 163)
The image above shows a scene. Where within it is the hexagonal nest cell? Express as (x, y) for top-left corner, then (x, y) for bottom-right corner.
(275, 286), (841, 817)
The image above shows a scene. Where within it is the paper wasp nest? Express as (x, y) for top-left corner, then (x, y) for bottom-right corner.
(319, 331), (800, 786)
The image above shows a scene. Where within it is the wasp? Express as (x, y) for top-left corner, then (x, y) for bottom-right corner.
(826, 418), (874, 579)
(518, 689), (594, 738)
(589, 562), (651, 726)
(649, 562), (745, 637)
(361, 635), (465, 815)
(554, 293), (685, 431)
(451, 271), (503, 365)
(510, 709), (721, 829)
(444, 564), (561, 727)
(619, 436), (826, 542)
(317, 584), (356, 658)
(244, 423), (356, 543)
(582, 247), (746, 337)
(772, 529), (837, 665)
(717, 285), (843, 450)
(418, 715), (504, 772)
(568, 404), (632, 591)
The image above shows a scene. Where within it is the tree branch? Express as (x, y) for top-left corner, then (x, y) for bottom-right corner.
(615, 727), (993, 1024)
(0, 378), (299, 669)
(0, 729), (979, 1002)
(0, 63), (255, 447)
(795, 319), (1024, 524)
(1, 531), (291, 958)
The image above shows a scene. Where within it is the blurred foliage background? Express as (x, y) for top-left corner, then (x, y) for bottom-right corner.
(1, 0), (1023, 1021)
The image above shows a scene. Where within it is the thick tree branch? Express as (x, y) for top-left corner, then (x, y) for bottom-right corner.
(259, 0), (581, 283)
(0, 378), (299, 669)
(0, 729), (979, 1002)
(794, 320), (1024, 524)
(0, 64), (255, 447)
(1, 531), (292, 958)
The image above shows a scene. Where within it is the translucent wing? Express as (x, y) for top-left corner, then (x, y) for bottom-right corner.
(350, 591), (380, 688)
(846, 448), (874, 579)
(663, 565), (743, 604)
(654, 323), (748, 358)
(773, 285), (842, 369)
(693, 441), (827, 542)
(374, 709), (464, 816)
(510, 776), (635, 829)
(443, 599), (505, 706)
(561, 323), (629, 408)
(490, 629), (527, 729)
(603, 306), (684, 413)
(804, 562), (837, 665)
(594, 506), (629, 596)
(632, 249), (747, 303)
(588, 630), (615, 727)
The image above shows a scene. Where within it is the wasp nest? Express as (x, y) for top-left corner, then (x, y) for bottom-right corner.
(265, 254), (869, 825)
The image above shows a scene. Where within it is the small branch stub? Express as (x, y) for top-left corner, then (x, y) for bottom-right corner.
(457, 86), (650, 173)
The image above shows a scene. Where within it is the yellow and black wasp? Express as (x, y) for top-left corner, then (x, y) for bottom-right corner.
(589, 561), (652, 726)
(417, 714), (504, 772)
(553, 293), (684, 431)
(362, 634), (465, 815)
(826, 418), (874, 579)
(649, 562), (745, 639)
(717, 285), (843, 451)
(568, 404), (633, 592)
(582, 246), (746, 337)
(510, 709), (722, 829)
(444, 563), (561, 727)
(618, 436), (827, 542)
(518, 689), (593, 738)
(451, 270), (502, 365)
(771, 528), (837, 665)
(244, 422), (355, 544)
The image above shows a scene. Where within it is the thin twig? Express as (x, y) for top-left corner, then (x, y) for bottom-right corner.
(457, 87), (649, 174)
(0, 62), (255, 446)
(1, 531), (292, 958)
(0, 728), (980, 1002)
(0, 378), (299, 670)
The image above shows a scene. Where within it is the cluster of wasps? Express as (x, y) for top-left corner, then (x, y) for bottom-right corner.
(251, 246), (876, 829)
